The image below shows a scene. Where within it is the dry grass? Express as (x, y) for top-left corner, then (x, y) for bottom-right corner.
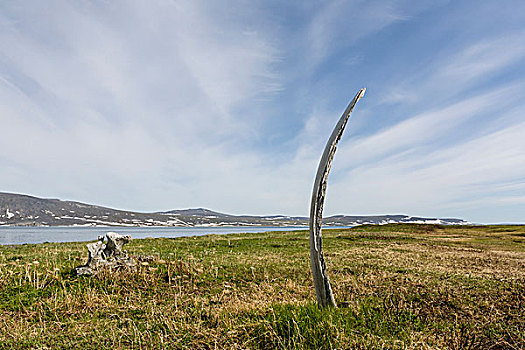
(0, 224), (523, 349)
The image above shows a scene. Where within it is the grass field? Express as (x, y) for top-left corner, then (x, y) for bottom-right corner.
(0, 224), (524, 349)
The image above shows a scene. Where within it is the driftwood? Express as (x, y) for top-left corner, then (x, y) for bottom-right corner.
(74, 232), (136, 275)
(309, 88), (366, 307)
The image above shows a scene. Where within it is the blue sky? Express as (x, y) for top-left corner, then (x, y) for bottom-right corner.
(1, 1), (524, 223)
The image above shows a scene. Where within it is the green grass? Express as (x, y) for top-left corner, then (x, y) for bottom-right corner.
(0, 224), (524, 349)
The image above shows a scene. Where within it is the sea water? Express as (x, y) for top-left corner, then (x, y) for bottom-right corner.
(0, 225), (320, 245)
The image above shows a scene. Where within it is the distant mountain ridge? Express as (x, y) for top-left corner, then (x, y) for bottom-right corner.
(0, 192), (470, 227)
(164, 208), (234, 218)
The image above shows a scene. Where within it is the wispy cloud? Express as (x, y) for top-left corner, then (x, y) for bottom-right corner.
(337, 83), (525, 166)
(0, 1), (524, 222)
(381, 32), (525, 106)
(0, 0), (282, 209)
(319, 29), (525, 222)
(325, 118), (525, 217)
(307, 1), (405, 65)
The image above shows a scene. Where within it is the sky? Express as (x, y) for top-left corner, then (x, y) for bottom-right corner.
(1, 1), (524, 223)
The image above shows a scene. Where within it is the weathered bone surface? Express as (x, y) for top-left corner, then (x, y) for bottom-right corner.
(309, 88), (366, 308)
(103, 232), (131, 259)
(75, 232), (136, 275)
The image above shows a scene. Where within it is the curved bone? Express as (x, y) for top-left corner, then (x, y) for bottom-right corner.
(309, 88), (366, 308)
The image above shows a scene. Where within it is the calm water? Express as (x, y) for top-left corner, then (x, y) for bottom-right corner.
(0, 226), (316, 245)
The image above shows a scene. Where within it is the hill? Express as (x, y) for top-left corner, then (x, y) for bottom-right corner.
(0, 192), (469, 227)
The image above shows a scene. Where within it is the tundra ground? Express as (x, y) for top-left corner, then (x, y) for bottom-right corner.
(0, 224), (523, 349)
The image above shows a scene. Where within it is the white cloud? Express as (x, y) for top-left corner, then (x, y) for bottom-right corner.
(440, 33), (525, 85)
(319, 83), (525, 222)
(302, 26), (525, 223)
(381, 32), (525, 106)
(0, 0), (283, 211)
(307, 0), (407, 67)
(336, 83), (525, 167)
(0, 1), (524, 224)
